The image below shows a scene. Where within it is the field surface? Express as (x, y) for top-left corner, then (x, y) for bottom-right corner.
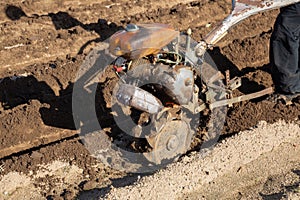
(0, 0), (299, 199)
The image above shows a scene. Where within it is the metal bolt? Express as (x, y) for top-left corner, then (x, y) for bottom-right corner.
(167, 135), (179, 151)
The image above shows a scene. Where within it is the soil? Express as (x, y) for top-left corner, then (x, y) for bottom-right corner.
(0, 0), (299, 199)
(105, 121), (300, 200)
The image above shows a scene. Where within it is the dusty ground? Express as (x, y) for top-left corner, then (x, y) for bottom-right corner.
(105, 121), (300, 200)
(0, 0), (299, 199)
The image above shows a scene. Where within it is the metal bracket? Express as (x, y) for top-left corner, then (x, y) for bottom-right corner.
(209, 87), (273, 109)
(228, 77), (242, 91)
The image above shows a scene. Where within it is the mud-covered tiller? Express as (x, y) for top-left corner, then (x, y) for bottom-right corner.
(105, 0), (300, 164)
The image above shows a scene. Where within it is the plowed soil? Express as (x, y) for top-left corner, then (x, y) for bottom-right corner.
(0, 0), (299, 199)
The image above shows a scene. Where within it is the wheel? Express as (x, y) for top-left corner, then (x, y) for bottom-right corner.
(144, 114), (193, 164)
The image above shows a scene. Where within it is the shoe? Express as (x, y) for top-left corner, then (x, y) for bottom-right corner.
(267, 92), (300, 105)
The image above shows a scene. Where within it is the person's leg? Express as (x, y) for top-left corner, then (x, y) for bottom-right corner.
(270, 3), (300, 95)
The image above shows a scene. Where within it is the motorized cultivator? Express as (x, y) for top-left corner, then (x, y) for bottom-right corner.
(79, 0), (300, 166)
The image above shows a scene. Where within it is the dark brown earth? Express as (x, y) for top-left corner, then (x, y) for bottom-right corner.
(0, 0), (299, 199)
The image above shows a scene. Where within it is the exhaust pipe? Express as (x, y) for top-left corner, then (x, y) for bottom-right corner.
(116, 84), (164, 114)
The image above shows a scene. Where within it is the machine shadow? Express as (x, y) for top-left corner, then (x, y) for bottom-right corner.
(0, 75), (76, 130)
(0, 62), (119, 133)
(208, 47), (272, 95)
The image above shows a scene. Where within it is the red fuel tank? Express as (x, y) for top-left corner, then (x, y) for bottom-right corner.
(109, 23), (179, 59)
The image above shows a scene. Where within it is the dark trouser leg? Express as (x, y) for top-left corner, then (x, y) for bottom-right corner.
(270, 4), (300, 94)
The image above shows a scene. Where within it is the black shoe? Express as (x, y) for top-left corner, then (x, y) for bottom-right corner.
(267, 92), (300, 105)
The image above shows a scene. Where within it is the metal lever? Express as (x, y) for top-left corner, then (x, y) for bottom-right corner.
(196, 0), (300, 57)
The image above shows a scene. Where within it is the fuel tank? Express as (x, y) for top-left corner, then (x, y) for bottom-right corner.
(109, 23), (179, 59)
